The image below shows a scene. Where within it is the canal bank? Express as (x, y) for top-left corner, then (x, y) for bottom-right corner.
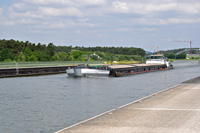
(56, 76), (200, 133)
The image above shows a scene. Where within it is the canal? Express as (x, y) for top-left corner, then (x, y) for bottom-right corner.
(0, 60), (200, 133)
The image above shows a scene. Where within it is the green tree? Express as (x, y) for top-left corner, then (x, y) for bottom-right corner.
(47, 43), (55, 56)
(16, 52), (26, 62)
(166, 53), (176, 59)
(23, 48), (33, 61)
(28, 55), (38, 61)
(52, 52), (69, 61)
(33, 51), (51, 61)
(176, 53), (186, 59)
(0, 48), (15, 61)
(71, 50), (83, 61)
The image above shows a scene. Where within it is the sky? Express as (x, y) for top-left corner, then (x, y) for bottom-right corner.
(0, 0), (200, 51)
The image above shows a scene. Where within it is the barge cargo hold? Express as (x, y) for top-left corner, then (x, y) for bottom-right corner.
(108, 54), (172, 77)
(109, 63), (167, 77)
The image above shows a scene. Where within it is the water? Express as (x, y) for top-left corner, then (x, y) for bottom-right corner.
(0, 60), (200, 133)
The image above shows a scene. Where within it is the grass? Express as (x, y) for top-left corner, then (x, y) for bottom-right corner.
(0, 60), (145, 68)
(0, 61), (104, 68)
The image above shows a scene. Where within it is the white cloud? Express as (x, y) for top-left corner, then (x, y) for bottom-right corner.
(0, 19), (15, 26)
(11, 11), (43, 18)
(78, 18), (89, 22)
(1, 0), (200, 48)
(132, 18), (200, 25)
(39, 7), (84, 17)
(167, 18), (200, 24)
(10, 3), (27, 11)
(0, 8), (2, 16)
(75, 30), (81, 34)
(115, 28), (133, 32)
(80, 0), (106, 6)
(141, 28), (157, 32)
(22, 0), (106, 7)
(17, 18), (37, 24)
(23, 0), (72, 5)
(113, 1), (128, 13)
(112, 1), (200, 14)
(48, 22), (66, 28)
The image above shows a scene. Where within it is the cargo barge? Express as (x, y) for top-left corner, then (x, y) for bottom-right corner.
(67, 63), (169, 77)
(67, 54), (172, 77)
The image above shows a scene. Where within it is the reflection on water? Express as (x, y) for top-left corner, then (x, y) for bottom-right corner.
(0, 60), (200, 133)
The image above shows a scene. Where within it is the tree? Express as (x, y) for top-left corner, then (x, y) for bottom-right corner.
(28, 55), (38, 61)
(71, 50), (83, 61)
(166, 53), (176, 59)
(52, 52), (69, 61)
(16, 52), (26, 62)
(176, 53), (186, 59)
(47, 43), (55, 56)
(32, 51), (51, 61)
(0, 48), (15, 61)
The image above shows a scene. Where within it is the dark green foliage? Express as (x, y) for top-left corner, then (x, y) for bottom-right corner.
(166, 53), (176, 59)
(73, 46), (145, 56)
(0, 39), (145, 62)
(0, 48), (15, 61)
(176, 53), (186, 59)
(52, 52), (71, 61)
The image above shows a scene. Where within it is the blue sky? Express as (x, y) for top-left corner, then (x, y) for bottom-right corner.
(0, 0), (200, 51)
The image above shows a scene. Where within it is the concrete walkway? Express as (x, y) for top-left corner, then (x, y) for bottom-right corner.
(56, 77), (200, 133)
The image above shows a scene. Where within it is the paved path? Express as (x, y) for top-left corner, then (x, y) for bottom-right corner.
(56, 77), (200, 133)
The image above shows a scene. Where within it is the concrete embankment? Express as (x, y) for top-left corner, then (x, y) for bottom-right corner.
(0, 66), (73, 78)
(56, 76), (200, 133)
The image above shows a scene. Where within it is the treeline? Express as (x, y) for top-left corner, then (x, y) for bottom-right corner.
(160, 48), (199, 55)
(165, 53), (186, 59)
(160, 48), (186, 55)
(0, 39), (145, 62)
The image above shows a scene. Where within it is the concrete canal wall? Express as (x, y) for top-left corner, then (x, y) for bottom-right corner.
(0, 66), (73, 78)
(56, 76), (200, 133)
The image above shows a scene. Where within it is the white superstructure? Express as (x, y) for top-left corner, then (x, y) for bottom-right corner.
(146, 54), (173, 69)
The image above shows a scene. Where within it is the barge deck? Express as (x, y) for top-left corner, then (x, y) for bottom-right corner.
(109, 63), (168, 77)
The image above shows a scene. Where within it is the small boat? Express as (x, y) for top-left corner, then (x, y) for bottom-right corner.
(66, 64), (110, 77)
(146, 54), (173, 69)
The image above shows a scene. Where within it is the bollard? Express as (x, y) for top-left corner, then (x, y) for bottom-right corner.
(16, 63), (19, 75)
